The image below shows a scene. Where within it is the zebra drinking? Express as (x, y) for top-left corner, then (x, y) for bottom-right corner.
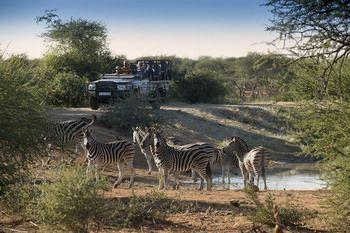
(83, 129), (135, 188)
(142, 129), (213, 191)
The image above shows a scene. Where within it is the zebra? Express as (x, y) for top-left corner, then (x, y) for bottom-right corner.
(133, 127), (154, 174)
(243, 146), (268, 190)
(83, 129), (135, 188)
(223, 136), (250, 188)
(133, 126), (189, 175)
(218, 144), (240, 185)
(44, 115), (96, 166)
(225, 136), (268, 190)
(142, 129), (214, 191)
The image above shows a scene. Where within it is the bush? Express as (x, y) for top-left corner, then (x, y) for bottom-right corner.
(101, 95), (163, 132)
(1, 181), (40, 218)
(46, 71), (88, 107)
(0, 54), (47, 194)
(245, 189), (306, 227)
(292, 102), (350, 231)
(35, 166), (113, 233)
(172, 72), (227, 103)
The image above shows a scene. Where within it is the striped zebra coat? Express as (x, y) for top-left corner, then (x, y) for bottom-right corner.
(225, 136), (268, 190)
(44, 115), (96, 166)
(132, 127), (186, 175)
(223, 136), (250, 188)
(243, 146), (268, 190)
(83, 130), (135, 188)
(143, 130), (214, 191)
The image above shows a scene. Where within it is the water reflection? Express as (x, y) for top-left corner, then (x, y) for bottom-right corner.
(212, 163), (327, 190)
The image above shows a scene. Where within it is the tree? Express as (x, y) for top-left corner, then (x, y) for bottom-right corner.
(265, 0), (350, 97)
(37, 10), (121, 81)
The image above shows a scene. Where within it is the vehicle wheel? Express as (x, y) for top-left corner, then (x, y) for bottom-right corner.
(151, 99), (161, 110)
(89, 97), (99, 110)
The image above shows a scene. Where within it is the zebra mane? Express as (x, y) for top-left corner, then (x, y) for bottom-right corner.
(231, 136), (249, 151)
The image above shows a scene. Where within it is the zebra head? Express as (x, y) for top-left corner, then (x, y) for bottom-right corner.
(224, 136), (249, 160)
(139, 127), (154, 149)
(83, 128), (94, 149)
(153, 130), (166, 149)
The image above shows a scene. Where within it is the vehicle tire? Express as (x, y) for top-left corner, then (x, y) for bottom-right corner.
(89, 97), (99, 110)
(151, 98), (161, 110)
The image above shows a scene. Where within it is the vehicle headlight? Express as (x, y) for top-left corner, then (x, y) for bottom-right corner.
(88, 83), (96, 91)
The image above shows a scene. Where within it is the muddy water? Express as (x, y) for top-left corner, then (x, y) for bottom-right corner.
(211, 163), (327, 190)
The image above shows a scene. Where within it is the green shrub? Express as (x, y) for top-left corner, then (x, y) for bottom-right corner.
(35, 166), (113, 233)
(172, 72), (227, 103)
(1, 181), (40, 218)
(101, 95), (163, 132)
(292, 102), (350, 231)
(0, 54), (47, 194)
(245, 189), (306, 227)
(47, 71), (88, 107)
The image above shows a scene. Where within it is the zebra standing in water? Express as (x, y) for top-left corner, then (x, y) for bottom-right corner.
(44, 115), (97, 166)
(219, 143), (240, 185)
(142, 129), (214, 191)
(244, 146), (268, 190)
(225, 136), (268, 190)
(83, 129), (135, 188)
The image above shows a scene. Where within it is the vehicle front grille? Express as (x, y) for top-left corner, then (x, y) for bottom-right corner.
(96, 82), (117, 92)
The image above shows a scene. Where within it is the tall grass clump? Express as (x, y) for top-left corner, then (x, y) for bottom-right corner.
(245, 188), (306, 227)
(101, 95), (163, 132)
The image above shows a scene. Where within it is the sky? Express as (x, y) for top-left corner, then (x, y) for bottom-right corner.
(0, 0), (277, 59)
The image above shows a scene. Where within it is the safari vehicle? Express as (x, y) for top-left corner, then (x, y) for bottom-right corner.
(87, 60), (171, 110)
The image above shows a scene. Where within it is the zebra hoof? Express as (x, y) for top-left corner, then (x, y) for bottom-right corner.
(147, 171), (152, 175)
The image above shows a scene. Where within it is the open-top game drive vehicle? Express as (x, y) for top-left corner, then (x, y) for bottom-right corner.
(87, 59), (171, 110)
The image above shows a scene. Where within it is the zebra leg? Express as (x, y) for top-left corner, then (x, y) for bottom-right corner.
(141, 149), (153, 175)
(173, 172), (180, 190)
(94, 163), (101, 182)
(163, 169), (169, 190)
(114, 162), (125, 188)
(43, 143), (54, 167)
(221, 166), (225, 184)
(192, 169), (198, 183)
(262, 166), (267, 190)
(86, 159), (92, 178)
(227, 167), (231, 185)
(239, 162), (246, 189)
(127, 162), (135, 188)
(158, 168), (165, 190)
(198, 172), (211, 191)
